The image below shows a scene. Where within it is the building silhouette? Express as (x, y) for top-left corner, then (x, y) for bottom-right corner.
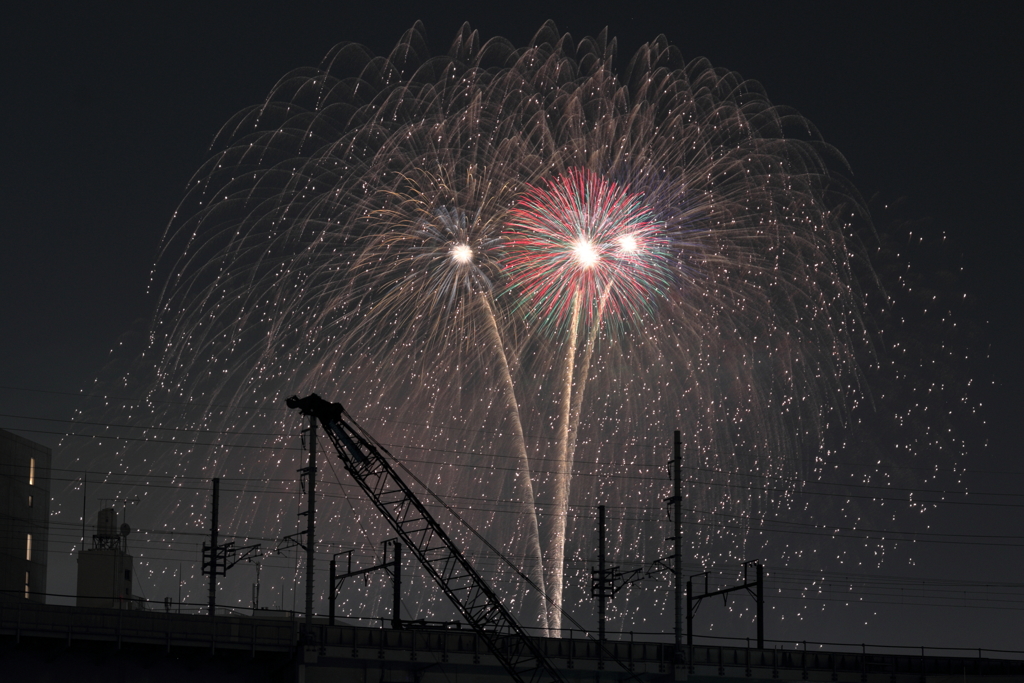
(0, 428), (50, 603)
(76, 506), (141, 609)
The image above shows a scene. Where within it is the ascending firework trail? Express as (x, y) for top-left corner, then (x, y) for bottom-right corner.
(503, 168), (673, 628)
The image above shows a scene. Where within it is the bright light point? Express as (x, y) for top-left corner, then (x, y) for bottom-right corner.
(573, 240), (599, 267)
(618, 234), (638, 253)
(451, 243), (473, 264)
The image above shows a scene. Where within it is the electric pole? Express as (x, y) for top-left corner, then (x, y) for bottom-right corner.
(591, 506), (642, 640)
(391, 542), (402, 631)
(202, 477), (262, 617)
(756, 562), (764, 648)
(209, 477), (219, 616)
(303, 414), (317, 630)
(277, 415), (319, 633)
(598, 504), (606, 641)
(673, 430), (683, 652)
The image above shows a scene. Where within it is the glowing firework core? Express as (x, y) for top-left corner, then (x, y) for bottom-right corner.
(573, 239), (600, 267)
(451, 243), (474, 264)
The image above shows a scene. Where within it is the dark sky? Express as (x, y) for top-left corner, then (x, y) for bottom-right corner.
(2, 2), (1021, 650)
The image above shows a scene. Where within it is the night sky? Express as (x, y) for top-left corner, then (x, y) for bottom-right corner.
(2, 3), (1021, 651)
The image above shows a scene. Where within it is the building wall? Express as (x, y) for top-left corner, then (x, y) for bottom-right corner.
(77, 547), (136, 609)
(0, 428), (51, 603)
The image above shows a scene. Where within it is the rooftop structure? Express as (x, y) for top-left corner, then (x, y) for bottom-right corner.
(77, 507), (142, 609)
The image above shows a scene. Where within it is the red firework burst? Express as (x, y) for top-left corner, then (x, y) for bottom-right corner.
(501, 167), (673, 330)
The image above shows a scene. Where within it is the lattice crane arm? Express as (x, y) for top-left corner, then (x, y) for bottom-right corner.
(286, 393), (565, 683)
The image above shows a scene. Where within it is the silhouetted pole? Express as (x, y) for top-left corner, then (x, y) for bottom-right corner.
(756, 563), (764, 648)
(391, 542), (402, 630)
(686, 578), (693, 647)
(304, 415), (317, 630)
(81, 473), (87, 550)
(673, 430), (683, 651)
(598, 504), (606, 641)
(208, 477), (219, 616)
(329, 556), (336, 626)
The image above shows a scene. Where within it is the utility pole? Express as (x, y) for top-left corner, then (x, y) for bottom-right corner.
(591, 506), (641, 639)
(81, 472), (87, 550)
(277, 416), (319, 632)
(756, 562), (764, 648)
(329, 554), (337, 626)
(202, 477), (262, 617)
(673, 430), (683, 652)
(209, 477), (219, 616)
(598, 505), (606, 641)
(649, 432), (685, 653)
(301, 414), (317, 631)
(329, 555), (336, 626)
(391, 542), (402, 631)
(686, 577), (693, 646)
(252, 562), (262, 610)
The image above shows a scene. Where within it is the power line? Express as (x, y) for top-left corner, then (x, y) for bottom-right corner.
(45, 464), (1024, 545)
(4, 384), (1018, 478)
(0, 384), (281, 411)
(7, 421), (1022, 506)
(0, 412), (290, 437)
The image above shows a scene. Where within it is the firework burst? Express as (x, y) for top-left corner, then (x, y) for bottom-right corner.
(68, 22), (886, 635)
(502, 167), (674, 331)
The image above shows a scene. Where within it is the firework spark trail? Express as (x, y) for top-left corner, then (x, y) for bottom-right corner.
(479, 293), (548, 633)
(547, 291), (579, 632)
(546, 286), (609, 632)
(503, 168), (674, 630)
(567, 287), (612, 475)
(57, 23), (963, 636)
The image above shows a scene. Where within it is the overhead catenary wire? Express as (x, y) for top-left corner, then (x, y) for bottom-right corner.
(11, 397), (1018, 625)
(41, 529), (1024, 614)
(2, 387), (1017, 477)
(37, 462), (1024, 547)
(5, 418), (1021, 503)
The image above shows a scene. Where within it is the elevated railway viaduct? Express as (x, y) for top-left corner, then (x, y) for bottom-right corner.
(2, 601), (1020, 682)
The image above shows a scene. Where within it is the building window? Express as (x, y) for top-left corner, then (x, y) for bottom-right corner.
(29, 457), (35, 486)
(24, 572), (30, 599)
(26, 533), (32, 561)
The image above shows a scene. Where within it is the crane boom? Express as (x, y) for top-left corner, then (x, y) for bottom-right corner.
(286, 393), (564, 683)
